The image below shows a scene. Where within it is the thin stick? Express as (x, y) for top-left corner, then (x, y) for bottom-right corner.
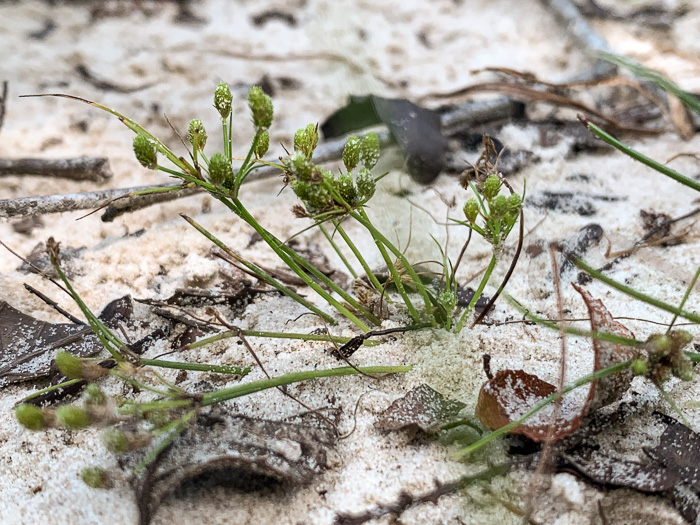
(525, 245), (568, 518)
(23, 283), (84, 325)
(0, 157), (112, 182)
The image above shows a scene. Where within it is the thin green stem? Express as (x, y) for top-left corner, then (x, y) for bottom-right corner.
(335, 220), (383, 292)
(202, 365), (411, 405)
(174, 329), (377, 352)
(352, 208), (434, 323)
(182, 214), (335, 324)
(20, 378), (83, 404)
(133, 410), (196, 475)
(573, 257), (700, 324)
(505, 293), (643, 348)
(319, 223), (358, 278)
(52, 264), (124, 361)
(456, 253), (498, 332)
(140, 358), (250, 376)
(668, 264), (700, 332)
(230, 198), (376, 330)
(586, 122), (700, 194)
(599, 52), (700, 116)
(453, 360), (632, 459)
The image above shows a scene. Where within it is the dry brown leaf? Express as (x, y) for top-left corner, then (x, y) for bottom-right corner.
(573, 284), (638, 412)
(475, 288), (637, 442)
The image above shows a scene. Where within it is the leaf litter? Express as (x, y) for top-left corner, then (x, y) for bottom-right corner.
(126, 411), (337, 525)
(475, 286), (638, 442)
(0, 295), (132, 388)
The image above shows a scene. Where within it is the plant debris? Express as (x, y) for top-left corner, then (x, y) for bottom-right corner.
(321, 95), (447, 184)
(0, 296), (132, 388)
(375, 384), (466, 433)
(527, 191), (623, 216)
(558, 409), (700, 524)
(475, 287), (638, 441)
(128, 412), (336, 525)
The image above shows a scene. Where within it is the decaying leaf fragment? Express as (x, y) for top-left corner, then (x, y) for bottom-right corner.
(475, 287), (638, 442)
(0, 296), (132, 388)
(375, 384), (466, 432)
(560, 410), (700, 525)
(130, 412), (336, 525)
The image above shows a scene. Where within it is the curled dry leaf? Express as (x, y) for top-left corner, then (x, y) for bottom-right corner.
(129, 413), (336, 525)
(475, 286), (638, 442)
(375, 384), (466, 433)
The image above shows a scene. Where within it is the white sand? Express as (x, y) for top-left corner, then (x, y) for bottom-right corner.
(1, 1), (699, 524)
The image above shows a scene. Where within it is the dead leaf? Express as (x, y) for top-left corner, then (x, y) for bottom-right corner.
(129, 412), (336, 525)
(0, 296), (132, 388)
(559, 409), (700, 524)
(321, 95), (447, 184)
(375, 384), (466, 432)
(475, 369), (582, 442)
(573, 284), (638, 412)
(475, 288), (637, 442)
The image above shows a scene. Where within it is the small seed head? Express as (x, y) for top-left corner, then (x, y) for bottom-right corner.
(214, 83), (232, 120)
(482, 174), (501, 201)
(342, 136), (361, 172)
(84, 384), (107, 406)
(673, 356), (695, 381)
(647, 333), (672, 356)
(463, 199), (479, 223)
(286, 151), (314, 181)
(356, 168), (376, 201)
(293, 124), (319, 159)
(15, 404), (46, 431)
(490, 194), (508, 220)
(56, 405), (91, 430)
(506, 193), (522, 215)
(55, 351), (83, 379)
(360, 133), (380, 169)
(631, 358), (649, 376)
(248, 86), (273, 129)
(669, 330), (694, 349)
(208, 153), (233, 186)
(133, 135), (158, 170)
(255, 130), (270, 158)
(81, 467), (111, 489)
(187, 119), (207, 152)
(102, 428), (129, 454)
(336, 172), (357, 205)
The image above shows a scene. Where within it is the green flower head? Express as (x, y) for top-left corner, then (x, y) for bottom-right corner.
(248, 86), (273, 129)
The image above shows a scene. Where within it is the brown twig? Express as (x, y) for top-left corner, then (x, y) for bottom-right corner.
(23, 283), (84, 325)
(75, 64), (155, 94)
(0, 157), (113, 182)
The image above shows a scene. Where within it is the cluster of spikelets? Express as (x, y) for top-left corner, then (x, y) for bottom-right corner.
(633, 330), (695, 382)
(462, 173), (522, 250)
(132, 82), (274, 193)
(284, 127), (379, 217)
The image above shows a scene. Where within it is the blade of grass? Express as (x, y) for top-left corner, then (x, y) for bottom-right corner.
(201, 365), (411, 405)
(585, 121), (700, 194)
(573, 257), (700, 324)
(599, 53), (700, 116)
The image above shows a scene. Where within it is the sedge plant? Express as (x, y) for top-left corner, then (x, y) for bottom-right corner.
(23, 85), (524, 332)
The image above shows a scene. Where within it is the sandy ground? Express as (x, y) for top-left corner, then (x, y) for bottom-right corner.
(1, 0), (700, 524)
